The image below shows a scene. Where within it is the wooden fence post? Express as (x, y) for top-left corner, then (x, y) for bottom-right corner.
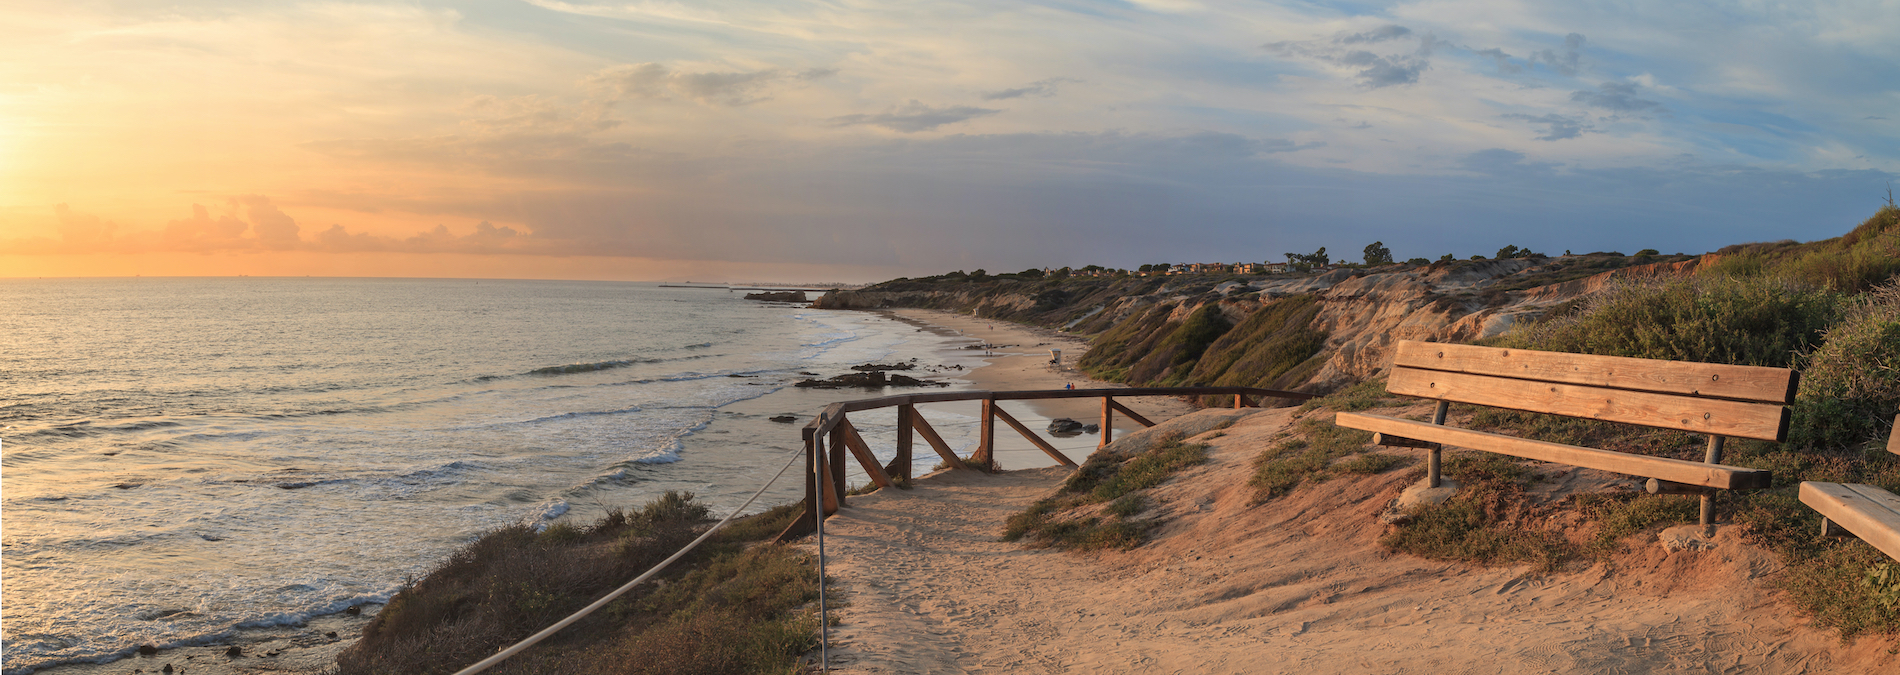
(973, 396), (996, 470)
(828, 422), (849, 507)
(888, 404), (914, 480)
(818, 433), (839, 516)
(1100, 396), (1115, 449)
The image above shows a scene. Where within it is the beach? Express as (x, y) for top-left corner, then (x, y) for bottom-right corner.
(10, 297), (1177, 675)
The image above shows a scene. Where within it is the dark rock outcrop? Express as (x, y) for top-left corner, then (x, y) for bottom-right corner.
(1046, 418), (1086, 434)
(744, 291), (808, 302)
(794, 371), (948, 389)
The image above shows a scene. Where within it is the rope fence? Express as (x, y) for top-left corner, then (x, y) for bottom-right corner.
(450, 443), (812, 675)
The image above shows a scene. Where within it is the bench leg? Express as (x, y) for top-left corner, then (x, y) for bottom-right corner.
(1699, 435), (1726, 534)
(1822, 517), (1843, 538)
(1427, 401), (1449, 488)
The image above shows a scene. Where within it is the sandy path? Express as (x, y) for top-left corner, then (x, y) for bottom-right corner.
(809, 408), (1898, 674)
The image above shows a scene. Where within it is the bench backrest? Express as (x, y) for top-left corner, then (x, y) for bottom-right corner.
(1389, 341), (1798, 442)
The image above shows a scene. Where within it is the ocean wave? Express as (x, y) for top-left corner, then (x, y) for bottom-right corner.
(525, 499), (570, 530)
(395, 459), (487, 482)
(528, 358), (653, 376)
(11, 419), (183, 440)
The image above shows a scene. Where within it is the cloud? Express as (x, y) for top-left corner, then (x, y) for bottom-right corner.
(315, 221), (534, 254)
(981, 77), (1078, 101)
(1473, 48), (1522, 74)
(54, 203), (119, 245)
(1571, 81), (1665, 114)
(584, 63), (832, 106)
(1503, 113), (1590, 141)
(1266, 26), (1431, 88)
(233, 195), (301, 247)
(1532, 33), (1586, 76)
(1342, 51), (1426, 87)
(827, 101), (1001, 133)
(1337, 25), (1411, 45)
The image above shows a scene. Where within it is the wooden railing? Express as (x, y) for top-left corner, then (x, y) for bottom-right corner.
(773, 386), (1315, 541)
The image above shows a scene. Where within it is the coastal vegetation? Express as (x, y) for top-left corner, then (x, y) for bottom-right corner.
(335, 493), (818, 674)
(1001, 431), (1211, 550)
(834, 203), (1900, 638)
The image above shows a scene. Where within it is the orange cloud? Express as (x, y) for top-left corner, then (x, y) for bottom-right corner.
(10, 199), (544, 257)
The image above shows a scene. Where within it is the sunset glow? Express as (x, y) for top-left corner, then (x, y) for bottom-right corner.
(5, 1), (1896, 281)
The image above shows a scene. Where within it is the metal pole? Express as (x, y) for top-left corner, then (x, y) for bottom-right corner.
(814, 414), (830, 674)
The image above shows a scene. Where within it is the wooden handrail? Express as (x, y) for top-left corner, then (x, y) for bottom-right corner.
(800, 386), (1315, 438)
(776, 385), (1314, 542)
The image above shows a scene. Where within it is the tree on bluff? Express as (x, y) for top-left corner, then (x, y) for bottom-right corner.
(1363, 241), (1394, 266)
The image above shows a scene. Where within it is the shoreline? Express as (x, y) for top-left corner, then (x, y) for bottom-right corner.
(21, 306), (1186, 675)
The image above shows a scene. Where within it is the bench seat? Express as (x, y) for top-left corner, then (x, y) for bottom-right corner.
(1336, 412), (1773, 490)
(1799, 481), (1900, 561)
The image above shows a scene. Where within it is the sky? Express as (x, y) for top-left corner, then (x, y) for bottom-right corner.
(3, 0), (1897, 282)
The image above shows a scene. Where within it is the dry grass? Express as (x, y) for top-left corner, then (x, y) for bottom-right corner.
(333, 494), (817, 674)
(1002, 432), (1208, 550)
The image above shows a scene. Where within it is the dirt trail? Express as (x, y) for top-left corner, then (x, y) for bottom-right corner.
(807, 408), (1897, 674)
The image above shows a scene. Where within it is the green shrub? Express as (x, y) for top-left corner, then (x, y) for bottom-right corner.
(1574, 493), (1700, 551)
(1789, 279), (1900, 449)
(1003, 433), (1206, 550)
(1381, 451), (1568, 572)
(1505, 275), (1842, 368)
(1248, 417), (1375, 503)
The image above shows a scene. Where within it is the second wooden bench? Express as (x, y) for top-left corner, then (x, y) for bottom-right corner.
(1335, 340), (1796, 527)
(1798, 415), (1900, 561)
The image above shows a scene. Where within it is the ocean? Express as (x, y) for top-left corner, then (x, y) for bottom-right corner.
(0, 278), (1011, 674)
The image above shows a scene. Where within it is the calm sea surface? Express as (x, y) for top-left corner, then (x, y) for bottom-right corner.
(0, 278), (998, 674)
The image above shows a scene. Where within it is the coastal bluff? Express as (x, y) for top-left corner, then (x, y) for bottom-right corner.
(811, 254), (1712, 395)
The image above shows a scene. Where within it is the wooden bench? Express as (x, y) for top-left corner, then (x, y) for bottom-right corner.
(1335, 340), (1795, 527)
(1798, 415), (1900, 561)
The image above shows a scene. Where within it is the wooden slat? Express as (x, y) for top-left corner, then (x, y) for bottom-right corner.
(1889, 415), (1899, 456)
(990, 404), (1078, 467)
(1801, 482), (1900, 562)
(1393, 341), (1797, 404)
(1109, 399), (1157, 428)
(1387, 367), (1791, 441)
(1845, 483), (1900, 516)
(908, 411), (972, 472)
(838, 419), (897, 490)
(1334, 412), (1773, 489)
